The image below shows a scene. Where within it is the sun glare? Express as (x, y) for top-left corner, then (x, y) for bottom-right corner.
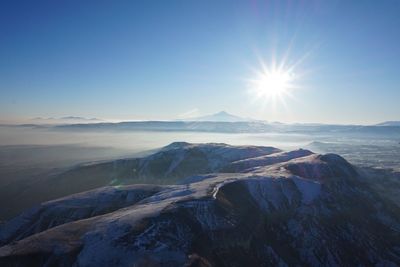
(247, 59), (301, 108)
(254, 70), (293, 97)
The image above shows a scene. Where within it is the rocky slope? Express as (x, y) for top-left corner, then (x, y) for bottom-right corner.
(36, 142), (279, 198)
(0, 143), (399, 266)
(0, 142), (280, 222)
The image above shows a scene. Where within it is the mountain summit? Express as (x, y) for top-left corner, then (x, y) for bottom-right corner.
(185, 111), (249, 122)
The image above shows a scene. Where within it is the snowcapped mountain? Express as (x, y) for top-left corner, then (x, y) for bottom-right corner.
(0, 142), (282, 221)
(46, 142), (281, 194)
(184, 111), (250, 122)
(1, 143), (400, 266)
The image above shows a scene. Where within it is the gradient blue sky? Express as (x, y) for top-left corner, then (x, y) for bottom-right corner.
(1, 0), (399, 124)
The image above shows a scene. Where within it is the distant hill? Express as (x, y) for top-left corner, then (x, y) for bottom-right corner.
(184, 111), (250, 122)
(30, 116), (102, 124)
(375, 121), (400, 126)
(59, 116), (100, 121)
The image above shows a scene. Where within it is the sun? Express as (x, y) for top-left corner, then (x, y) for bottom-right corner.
(249, 65), (296, 102)
(247, 54), (306, 109)
(254, 69), (293, 97)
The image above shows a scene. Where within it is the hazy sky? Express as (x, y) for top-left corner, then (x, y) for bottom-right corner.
(1, 0), (399, 124)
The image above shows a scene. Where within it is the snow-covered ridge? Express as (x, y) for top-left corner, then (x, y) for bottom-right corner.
(0, 185), (165, 246)
(0, 142), (399, 266)
(57, 142), (281, 185)
(221, 148), (314, 172)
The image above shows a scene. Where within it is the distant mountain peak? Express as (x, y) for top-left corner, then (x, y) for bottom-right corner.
(215, 110), (229, 115)
(184, 110), (249, 122)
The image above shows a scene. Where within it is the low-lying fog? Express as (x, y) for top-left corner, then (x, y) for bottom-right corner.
(1, 125), (399, 170)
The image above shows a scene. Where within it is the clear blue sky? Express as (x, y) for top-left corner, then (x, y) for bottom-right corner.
(1, 0), (399, 124)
